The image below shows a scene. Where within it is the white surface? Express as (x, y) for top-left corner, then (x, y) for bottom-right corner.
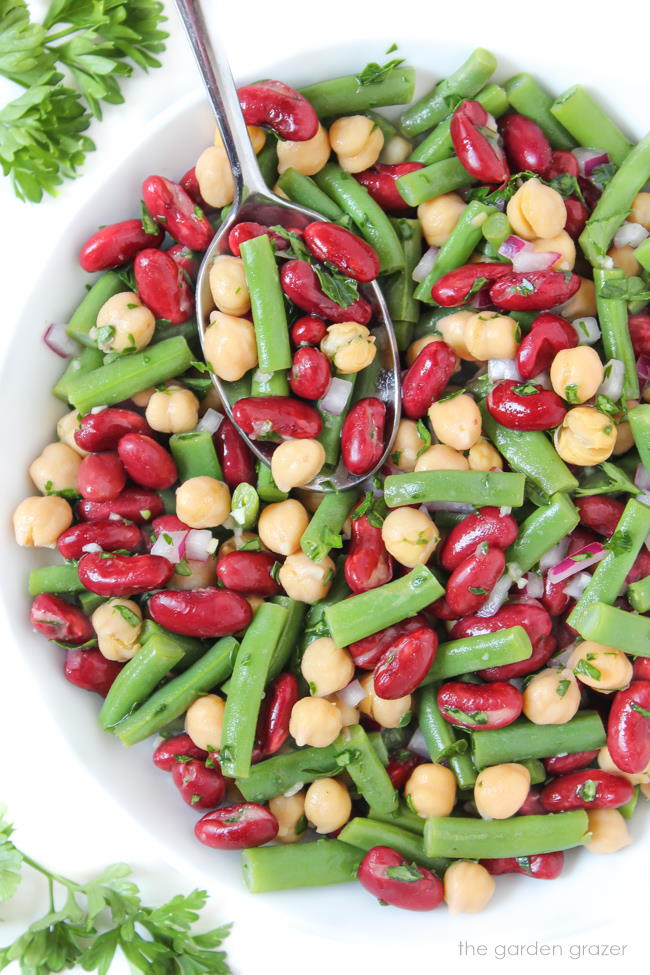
(0, 1), (648, 972)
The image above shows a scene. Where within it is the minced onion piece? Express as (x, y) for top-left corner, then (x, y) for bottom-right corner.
(571, 316), (601, 346)
(547, 542), (606, 584)
(184, 529), (217, 562)
(522, 572), (544, 599)
(637, 355), (650, 386)
(572, 147), (609, 177)
(318, 377), (353, 416)
(338, 679), (366, 709)
(90, 405), (108, 414)
(407, 728), (430, 758)
(196, 408), (223, 435)
(512, 250), (561, 274)
(475, 574), (512, 618)
(43, 322), (79, 359)
(563, 571), (593, 600)
(488, 358), (521, 382)
(81, 542), (103, 554)
(539, 538), (570, 571)
(634, 464), (650, 492)
(530, 370), (552, 389)
(506, 561), (524, 584)
(597, 359), (624, 401)
(412, 245), (440, 283)
(498, 234), (529, 260)
(614, 221), (649, 249)
(283, 782), (304, 798)
(499, 507), (512, 516)
(150, 530), (187, 563)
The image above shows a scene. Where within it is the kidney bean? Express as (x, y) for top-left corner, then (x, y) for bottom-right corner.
(481, 852), (564, 880)
(386, 749), (424, 790)
(349, 615), (428, 670)
(216, 551), (281, 597)
(280, 260), (372, 325)
(634, 658), (650, 681)
(540, 770), (633, 812)
(426, 595), (459, 621)
(516, 312), (578, 380)
(214, 417), (256, 489)
(629, 313), (650, 358)
(233, 396), (322, 441)
(628, 547), (650, 586)
(171, 758), (226, 809)
(579, 176), (602, 212)
(517, 786), (546, 816)
(290, 315), (328, 347)
(438, 680), (522, 730)
(303, 222), (380, 283)
(499, 113), (552, 176)
(79, 219), (164, 272)
(491, 635), (558, 683)
(450, 100), (509, 183)
(568, 524), (599, 556)
(57, 518), (142, 560)
(78, 552), (174, 597)
(358, 846), (443, 911)
(341, 398), (386, 476)
(134, 248), (193, 324)
(542, 571), (571, 617)
(77, 452), (126, 502)
(228, 221), (288, 257)
(75, 408), (152, 453)
(153, 733), (208, 772)
(30, 593), (94, 645)
(440, 507), (518, 572)
(445, 546), (506, 617)
(354, 162), (424, 213)
(575, 495), (625, 539)
(77, 487), (164, 524)
(607, 681), (650, 773)
(490, 271), (580, 311)
(117, 433), (178, 490)
(374, 626), (438, 700)
(256, 673), (299, 757)
(64, 648), (122, 696)
(344, 510), (393, 594)
(142, 175), (213, 251)
(289, 346), (331, 400)
(401, 340), (457, 419)
(452, 599), (552, 646)
(195, 802), (278, 849)
(168, 243), (200, 283)
(564, 198), (588, 239)
(179, 166), (212, 211)
(430, 262), (513, 307)
(148, 588), (252, 638)
(151, 514), (190, 537)
(487, 379), (567, 431)
(543, 751), (599, 777)
(547, 150), (579, 180)
(238, 80), (318, 140)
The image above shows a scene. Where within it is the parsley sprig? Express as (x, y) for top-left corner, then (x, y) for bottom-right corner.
(269, 225), (360, 308)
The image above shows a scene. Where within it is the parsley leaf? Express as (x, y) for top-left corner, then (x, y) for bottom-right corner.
(606, 528), (633, 556)
(443, 706), (488, 727)
(355, 57), (406, 87)
(631, 702), (650, 719)
(556, 679), (571, 698)
(415, 418), (432, 456)
(577, 778), (598, 803)
(590, 162), (617, 188)
(384, 863), (424, 883)
(313, 263), (359, 308)
(598, 275), (650, 302)
(574, 658), (602, 682)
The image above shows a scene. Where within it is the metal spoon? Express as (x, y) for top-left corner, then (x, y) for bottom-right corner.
(175, 0), (400, 491)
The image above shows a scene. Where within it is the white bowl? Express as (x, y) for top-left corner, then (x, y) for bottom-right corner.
(1, 37), (646, 945)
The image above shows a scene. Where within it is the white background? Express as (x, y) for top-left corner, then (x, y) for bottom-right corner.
(0, 1), (647, 972)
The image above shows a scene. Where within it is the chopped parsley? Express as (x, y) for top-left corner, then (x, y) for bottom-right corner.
(355, 57), (406, 87)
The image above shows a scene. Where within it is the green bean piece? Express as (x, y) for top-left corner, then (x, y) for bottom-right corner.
(424, 811), (589, 860)
(77, 592), (105, 616)
(301, 488), (360, 562)
(550, 86), (632, 166)
(268, 595), (307, 681)
(365, 110), (397, 142)
(482, 211), (511, 250)
(351, 357), (381, 404)
(276, 168), (347, 223)
(634, 236), (650, 274)
(619, 786), (639, 821)
(250, 366), (289, 398)
(114, 636), (239, 746)
(169, 430), (223, 481)
(413, 201), (495, 302)
(471, 712), (606, 769)
(221, 372), (252, 407)
(628, 405), (650, 473)
(298, 568), (351, 657)
(236, 744), (342, 802)
(300, 66), (416, 118)
(504, 74), (576, 149)
(400, 48), (497, 137)
(314, 164), (404, 273)
(138, 619), (207, 671)
(579, 132), (650, 267)
(568, 499), (650, 629)
(65, 271), (124, 346)
(256, 461), (288, 502)
(418, 688), (476, 789)
(423, 627), (532, 686)
(318, 372), (356, 466)
(480, 407), (578, 495)
(99, 632), (185, 729)
(239, 235), (291, 373)
(367, 731), (389, 766)
(242, 839), (363, 893)
(66, 336), (194, 414)
(151, 317), (200, 353)
(219, 602), (287, 778)
(368, 801), (425, 836)
(409, 83), (509, 165)
(521, 758), (547, 786)
(228, 482), (259, 531)
(52, 346), (104, 402)
(506, 493), (580, 574)
(576, 601), (650, 657)
(28, 563), (84, 596)
(256, 137), (277, 186)
(594, 268), (640, 400)
(628, 574), (650, 614)
(396, 156), (474, 209)
(325, 564), (444, 648)
(334, 726), (397, 814)
(338, 817), (449, 874)
(384, 470), (525, 508)
(383, 218), (422, 349)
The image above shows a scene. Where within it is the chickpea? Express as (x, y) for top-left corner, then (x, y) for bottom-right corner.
(176, 476), (230, 528)
(329, 115), (383, 173)
(271, 439), (326, 493)
(279, 551), (335, 604)
(289, 696), (343, 747)
(171, 557), (217, 590)
(607, 245), (640, 277)
(506, 177), (566, 240)
(468, 438), (503, 471)
(185, 693), (225, 751)
(358, 674), (412, 729)
(554, 406), (617, 466)
(94, 292), (155, 352)
(145, 386), (200, 434)
(598, 745), (650, 786)
(380, 134), (412, 165)
(327, 693), (360, 727)
(559, 277), (598, 320)
(91, 598), (142, 662)
(209, 255), (251, 317)
(630, 191), (650, 230)
(258, 498), (309, 555)
(199, 383), (226, 416)
(29, 442), (81, 496)
(218, 531), (260, 557)
(417, 193), (466, 247)
(474, 763), (530, 820)
(584, 808), (631, 855)
(437, 311), (478, 362)
(391, 419), (429, 472)
(301, 637), (354, 697)
(406, 334), (441, 366)
(381, 507), (440, 568)
(304, 777), (351, 833)
(320, 322), (376, 373)
(277, 123), (331, 175)
(568, 641), (633, 693)
(245, 595), (265, 616)
(550, 346), (604, 404)
(405, 763), (456, 818)
(130, 386), (157, 408)
(195, 145), (235, 208)
(214, 124), (265, 154)
(415, 444), (469, 472)
(268, 791), (306, 844)
(464, 311), (520, 361)
(56, 410), (88, 456)
(522, 667), (581, 724)
(204, 312), (258, 382)
(444, 861), (495, 915)
(428, 394), (481, 451)
(13, 496), (72, 548)
(613, 415), (635, 457)
(530, 231), (576, 271)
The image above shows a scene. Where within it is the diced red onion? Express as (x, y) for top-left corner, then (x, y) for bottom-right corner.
(562, 571), (593, 600)
(597, 359), (624, 401)
(338, 679), (366, 709)
(250, 419), (274, 439)
(498, 235), (529, 261)
(572, 147), (609, 177)
(530, 370), (552, 389)
(407, 728), (430, 759)
(108, 512), (123, 522)
(318, 377), (353, 416)
(412, 246), (440, 283)
(81, 542), (103, 554)
(422, 501), (474, 514)
(547, 542), (606, 584)
(43, 322), (79, 359)
(499, 506), (512, 516)
(488, 358), (521, 382)
(473, 286), (494, 309)
(571, 316), (601, 346)
(634, 465), (650, 492)
(512, 250), (561, 274)
(150, 530), (188, 563)
(539, 538), (569, 571)
(637, 355), (650, 385)
(184, 529), (217, 562)
(521, 572), (544, 599)
(90, 405), (107, 414)
(196, 408), (223, 435)
(476, 574), (512, 617)
(614, 221), (649, 249)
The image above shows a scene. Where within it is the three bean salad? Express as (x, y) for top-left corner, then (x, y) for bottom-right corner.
(12, 46), (650, 915)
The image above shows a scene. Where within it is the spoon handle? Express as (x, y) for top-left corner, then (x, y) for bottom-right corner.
(174, 0), (268, 200)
